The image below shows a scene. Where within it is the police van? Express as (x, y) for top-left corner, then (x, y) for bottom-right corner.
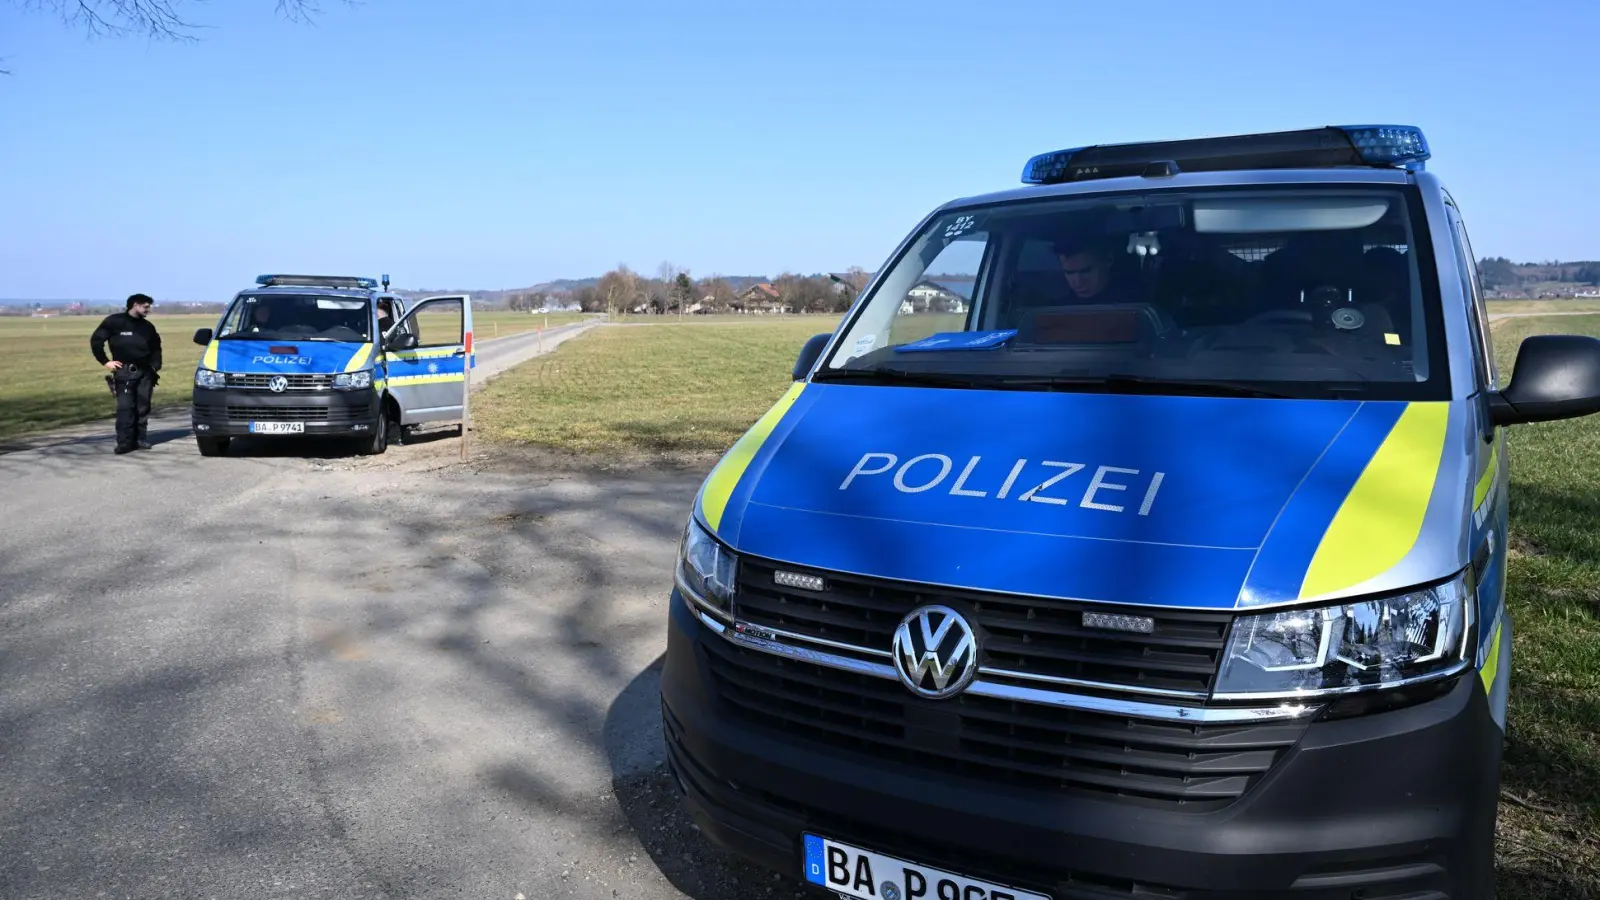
(660, 125), (1600, 900)
(190, 274), (473, 456)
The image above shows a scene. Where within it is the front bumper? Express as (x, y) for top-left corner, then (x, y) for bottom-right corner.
(191, 387), (380, 437)
(660, 586), (1503, 900)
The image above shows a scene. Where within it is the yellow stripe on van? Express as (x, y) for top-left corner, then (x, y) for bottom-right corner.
(1479, 618), (1503, 693)
(345, 343), (374, 372)
(202, 341), (220, 370)
(1300, 402), (1451, 599)
(1474, 439), (1499, 511)
(386, 373), (464, 387)
(699, 383), (806, 533)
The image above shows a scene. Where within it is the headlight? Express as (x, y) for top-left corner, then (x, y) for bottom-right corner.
(1214, 571), (1474, 701)
(334, 371), (372, 389)
(194, 368), (227, 389)
(677, 516), (737, 618)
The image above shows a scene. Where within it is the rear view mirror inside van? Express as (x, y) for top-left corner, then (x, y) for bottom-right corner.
(1489, 333), (1600, 426)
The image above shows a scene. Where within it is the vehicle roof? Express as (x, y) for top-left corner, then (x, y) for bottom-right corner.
(934, 166), (1422, 214)
(233, 284), (390, 300)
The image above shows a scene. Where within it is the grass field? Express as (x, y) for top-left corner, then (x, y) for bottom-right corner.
(0, 313), (214, 440)
(1488, 298), (1600, 316)
(474, 317), (841, 457)
(471, 310), (594, 336)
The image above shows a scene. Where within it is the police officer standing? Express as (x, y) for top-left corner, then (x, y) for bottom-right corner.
(90, 293), (163, 454)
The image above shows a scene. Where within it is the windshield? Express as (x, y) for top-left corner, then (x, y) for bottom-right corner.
(217, 293), (373, 342)
(822, 184), (1449, 401)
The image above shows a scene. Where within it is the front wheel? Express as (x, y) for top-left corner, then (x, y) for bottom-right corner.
(357, 415), (389, 456)
(196, 436), (229, 457)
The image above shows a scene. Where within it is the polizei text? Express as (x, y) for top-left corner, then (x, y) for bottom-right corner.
(839, 452), (1165, 515)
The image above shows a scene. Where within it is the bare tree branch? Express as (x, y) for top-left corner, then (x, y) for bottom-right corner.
(8, 0), (354, 43)
(3, 0), (357, 73)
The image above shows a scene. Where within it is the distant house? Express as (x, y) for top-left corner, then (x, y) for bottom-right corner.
(732, 283), (790, 315)
(901, 279), (968, 314)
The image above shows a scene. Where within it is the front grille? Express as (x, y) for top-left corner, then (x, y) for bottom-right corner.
(704, 639), (1304, 808)
(226, 373), (335, 390)
(224, 406), (357, 423)
(734, 559), (1229, 697)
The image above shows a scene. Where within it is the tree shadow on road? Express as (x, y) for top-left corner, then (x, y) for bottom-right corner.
(600, 654), (829, 900)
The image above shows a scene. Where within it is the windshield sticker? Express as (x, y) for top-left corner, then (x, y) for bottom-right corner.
(851, 334), (877, 357)
(941, 213), (986, 239)
(895, 329), (1016, 353)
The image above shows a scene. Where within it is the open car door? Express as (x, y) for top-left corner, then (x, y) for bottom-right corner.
(383, 294), (473, 426)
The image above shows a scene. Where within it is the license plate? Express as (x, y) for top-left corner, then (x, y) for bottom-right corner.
(804, 835), (1049, 900)
(249, 421), (305, 434)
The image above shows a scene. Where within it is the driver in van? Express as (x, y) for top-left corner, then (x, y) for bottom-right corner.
(1007, 236), (1146, 343)
(377, 298), (395, 336)
(1052, 236), (1136, 305)
(247, 304), (272, 333)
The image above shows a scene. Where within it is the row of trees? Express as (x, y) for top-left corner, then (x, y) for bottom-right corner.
(1479, 256), (1600, 290)
(505, 264), (875, 317)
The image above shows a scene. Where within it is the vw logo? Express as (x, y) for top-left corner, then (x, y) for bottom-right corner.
(267, 375), (289, 393)
(891, 605), (979, 700)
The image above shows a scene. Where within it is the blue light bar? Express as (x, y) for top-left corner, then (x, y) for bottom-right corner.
(1022, 148), (1090, 186)
(1020, 124), (1430, 185)
(1335, 125), (1430, 169)
(255, 274), (380, 289)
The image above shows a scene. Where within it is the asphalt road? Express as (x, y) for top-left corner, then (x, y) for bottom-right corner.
(0, 322), (828, 900)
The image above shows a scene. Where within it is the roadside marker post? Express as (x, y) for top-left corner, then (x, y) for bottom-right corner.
(461, 308), (473, 462)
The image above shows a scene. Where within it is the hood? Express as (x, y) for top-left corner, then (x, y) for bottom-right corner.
(698, 382), (1467, 611)
(205, 339), (372, 375)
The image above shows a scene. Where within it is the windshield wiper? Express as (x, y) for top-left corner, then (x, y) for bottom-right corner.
(814, 368), (1336, 399)
(811, 367), (1000, 389)
(1023, 373), (1305, 399)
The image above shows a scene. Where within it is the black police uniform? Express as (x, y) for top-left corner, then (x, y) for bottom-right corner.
(90, 310), (163, 452)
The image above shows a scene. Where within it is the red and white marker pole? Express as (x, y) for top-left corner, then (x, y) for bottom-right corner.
(460, 325), (473, 461)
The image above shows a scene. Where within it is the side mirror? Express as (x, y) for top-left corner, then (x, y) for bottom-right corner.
(1488, 333), (1600, 426)
(193, 328), (213, 346)
(388, 332), (419, 351)
(793, 333), (833, 380)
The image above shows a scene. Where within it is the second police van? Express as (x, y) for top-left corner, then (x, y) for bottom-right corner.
(190, 274), (473, 456)
(661, 125), (1600, 900)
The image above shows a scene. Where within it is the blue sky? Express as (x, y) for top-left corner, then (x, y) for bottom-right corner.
(1, 0), (1597, 301)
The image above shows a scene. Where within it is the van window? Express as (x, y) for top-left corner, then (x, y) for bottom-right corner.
(883, 233), (984, 348)
(407, 298), (465, 348)
(1445, 200), (1498, 391)
(217, 294), (373, 343)
(823, 185), (1450, 402)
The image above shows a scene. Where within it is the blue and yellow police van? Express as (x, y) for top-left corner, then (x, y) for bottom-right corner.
(190, 274), (473, 456)
(660, 125), (1600, 900)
